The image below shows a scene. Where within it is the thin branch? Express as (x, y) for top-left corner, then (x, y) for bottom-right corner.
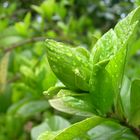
(3, 36), (46, 53)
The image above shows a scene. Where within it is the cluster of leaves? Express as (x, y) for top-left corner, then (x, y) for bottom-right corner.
(39, 7), (140, 139)
(0, 0), (140, 140)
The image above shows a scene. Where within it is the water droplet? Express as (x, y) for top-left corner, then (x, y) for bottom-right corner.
(120, 13), (126, 19)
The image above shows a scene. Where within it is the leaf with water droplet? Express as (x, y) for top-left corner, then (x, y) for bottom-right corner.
(106, 46), (127, 118)
(120, 75), (131, 119)
(129, 79), (140, 127)
(49, 89), (95, 116)
(89, 7), (140, 116)
(90, 29), (118, 64)
(89, 59), (114, 115)
(114, 6), (140, 47)
(43, 86), (66, 99)
(45, 39), (91, 91)
(90, 6), (140, 66)
(38, 116), (106, 140)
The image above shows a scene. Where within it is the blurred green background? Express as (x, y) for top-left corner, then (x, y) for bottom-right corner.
(0, 0), (140, 139)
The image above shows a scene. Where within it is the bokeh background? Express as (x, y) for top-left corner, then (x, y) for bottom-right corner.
(0, 0), (140, 139)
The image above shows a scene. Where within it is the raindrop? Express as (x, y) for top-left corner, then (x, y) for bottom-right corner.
(120, 13), (126, 19)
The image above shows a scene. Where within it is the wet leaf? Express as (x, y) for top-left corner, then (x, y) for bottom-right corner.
(89, 60), (114, 114)
(114, 7), (140, 46)
(130, 79), (140, 126)
(31, 115), (70, 140)
(120, 76), (131, 118)
(38, 115), (106, 140)
(16, 100), (49, 119)
(90, 29), (118, 64)
(88, 121), (138, 140)
(49, 89), (94, 116)
(45, 39), (91, 91)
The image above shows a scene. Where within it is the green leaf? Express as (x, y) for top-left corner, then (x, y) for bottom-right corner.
(37, 56), (57, 90)
(6, 115), (24, 139)
(130, 79), (140, 126)
(90, 29), (118, 64)
(45, 39), (91, 91)
(43, 86), (66, 99)
(129, 39), (140, 56)
(37, 131), (60, 140)
(114, 7), (140, 46)
(89, 7), (140, 116)
(49, 89), (94, 116)
(24, 12), (31, 28)
(20, 65), (34, 79)
(7, 98), (31, 115)
(120, 76), (131, 118)
(89, 60), (114, 114)
(31, 5), (43, 15)
(41, 0), (55, 19)
(16, 100), (49, 119)
(31, 115), (70, 140)
(38, 116), (106, 140)
(106, 47), (127, 119)
(105, 8), (140, 117)
(0, 36), (22, 46)
(106, 46), (127, 95)
(88, 121), (138, 140)
(15, 22), (27, 36)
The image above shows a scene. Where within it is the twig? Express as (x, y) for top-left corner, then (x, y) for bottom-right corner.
(3, 36), (46, 53)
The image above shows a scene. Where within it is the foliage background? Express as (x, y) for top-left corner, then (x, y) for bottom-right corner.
(0, 0), (140, 139)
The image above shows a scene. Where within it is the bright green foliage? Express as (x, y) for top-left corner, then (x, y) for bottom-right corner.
(31, 115), (70, 140)
(90, 29), (118, 63)
(130, 79), (140, 126)
(38, 115), (138, 140)
(45, 39), (91, 91)
(38, 116), (105, 140)
(49, 89), (94, 116)
(88, 121), (138, 140)
(45, 6), (140, 114)
(89, 60), (114, 114)
(120, 76), (131, 118)
(41, 6), (140, 139)
(89, 6), (140, 114)
(1, 1), (140, 140)
(32, 0), (55, 20)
